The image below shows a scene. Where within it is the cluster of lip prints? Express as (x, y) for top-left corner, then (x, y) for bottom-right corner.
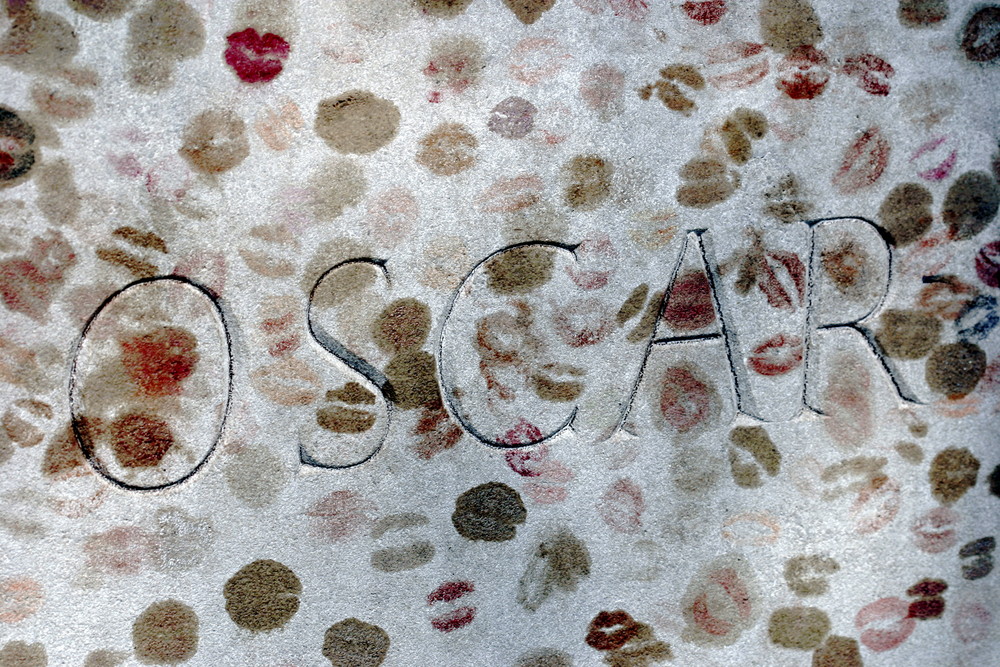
(2, 0), (1000, 665)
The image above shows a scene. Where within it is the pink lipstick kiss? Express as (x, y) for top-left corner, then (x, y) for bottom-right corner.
(706, 42), (769, 91)
(910, 506), (960, 554)
(856, 597), (916, 652)
(910, 136), (958, 182)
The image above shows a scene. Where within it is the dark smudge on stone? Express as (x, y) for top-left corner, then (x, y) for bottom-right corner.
(322, 618), (390, 667)
(516, 529), (590, 611)
(223, 559), (301, 632)
(452, 482), (526, 542)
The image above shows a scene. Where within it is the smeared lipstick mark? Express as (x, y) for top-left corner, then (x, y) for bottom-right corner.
(505, 443), (574, 503)
(504, 445), (571, 482)
(120, 326), (199, 397)
(833, 127), (890, 194)
(911, 135), (946, 159)
(499, 419), (544, 446)
(597, 478), (644, 534)
(952, 601), (992, 643)
(976, 240), (1000, 288)
(552, 297), (614, 347)
(758, 250), (805, 310)
(565, 269), (609, 291)
(721, 511), (781, 546)
(681, 559), (758, 643)
(523, 482), (569, 503)
(477, 174), (543, 212)
(706, 41), (769, 90)
(305, 490), (377, 542)
(509, 38), (571, 86)
(747, 334), (804, 376)
(908, 597), (946, 620)
(565, 236), (617, 290)
(663, 271), (715, 330)
(851, 476), (901, 535)
(609, 0), (651, 21)
(734, 235), (805, 311)
(659, 366), (712, 432)
(107, 153), (144, 178)
(710, 567), (752, 619)
(907, 579), (948, 598)
(580, 64), (625, 114)
(506, 447), (548, 477)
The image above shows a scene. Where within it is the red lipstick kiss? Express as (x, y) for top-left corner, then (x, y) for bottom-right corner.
(552, 297), (614, 347)
(747, 334), (803, 376)
(756, 249), (806, 311)
(428, 580), (475, 604)
(659, 366), (711, 432)
(428, 581), (476, 632)
(225, 28), (291, 84)
(841, 53), (895, 96)
(663, 271), (715, 330)
(683, 1), (727, 25)
(586, 610), (642, 650)
(505, 443), (574, 504)
(777, 46), (830, 100)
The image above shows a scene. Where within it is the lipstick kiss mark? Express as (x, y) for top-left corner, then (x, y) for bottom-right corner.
(911, 506), (960, 553)
(856, 597), (916, 652)
(428, 581), (476, 632)
(747, 334), (804, 376)
(225, 28), (291, 84)
(706, 41), (769, 90)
